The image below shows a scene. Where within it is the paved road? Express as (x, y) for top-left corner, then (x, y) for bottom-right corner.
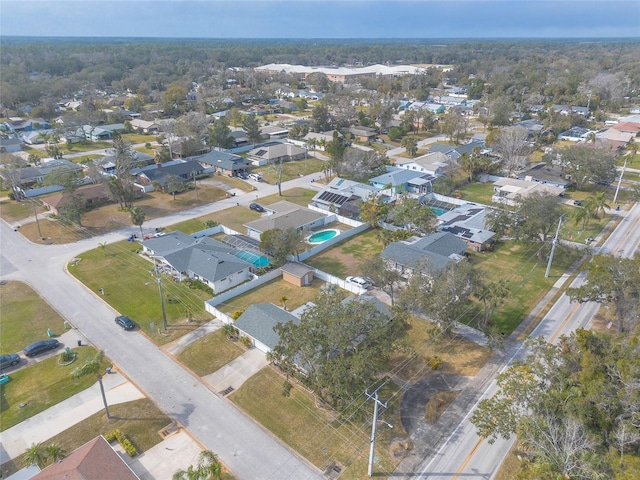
(402, 201), (640, 479)
(0, 173), (325, 479)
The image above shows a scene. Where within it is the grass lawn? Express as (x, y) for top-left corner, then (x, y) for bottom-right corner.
(254, 157), (326, 184)
(22, 146), (48, 158)
(305, 228), (381, 278)
(65, 141), (113, 153)
(456, 182), (495, 205)
(0, 346), (111, 431)
(69, 241), (212, 344)
(121, 133), (158, 144)
(210, 174), (254, 193)
(465, 240), (578, 334)
(256, 187), (318, 209)
(0, 199), (46, 223)
(177, 330), (245, 376)
(217, 278), (326, 316)
(559, 210), (609, 244)
(169, 205), (261, 235)
(230, 367), (404, 478)
(133, 146), (158, 156)
(0, 281), (67, 353)
(1, 399), (172, 478)
(390, 316), (492, 383)
(18, 185), (229, 244)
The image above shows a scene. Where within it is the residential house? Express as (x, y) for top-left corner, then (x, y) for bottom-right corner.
(1, 158), (82, 192)
(31, 436), (139, 480)
(551, 105), (589, 117)
(515, 119), (544, 136)
(136, 160), (204, 188)
(596, 128), (634, 150)
(611, 122), (640, 135)
(349, 126), (378, 142)
(41, 182), (112, 215)
(492, 177), (565, 206)
(428, 139), (485, 162)
(141, 232), (253, 294)
(380, 231), (468, 277)
(516, 163), (573, 188)
(436, 204), (496, 251)
(173, 141), (210, 159)
(0, 137), (23, 153)
(311, 177), (389, 218)
(259, 125), (289, 140)
(5, 117), (51, 132)
(234, 303), (301, 353)
(558, 126), (590, 142)
(21, 130), (47, 145)
(396, 151), (449, 177)
(247, 142), (307, 166)
(244, 201), (326, 240)
(229, 129), (248, 147)
(302, 131), (342, 150)
(77, 125), (113, 142)
(369, 166), (436, 195)
(192, 150), (250, 177)
(129, 119), (160, 134)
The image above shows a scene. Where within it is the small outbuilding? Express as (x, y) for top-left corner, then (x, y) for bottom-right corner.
(281, 262), (314, 287)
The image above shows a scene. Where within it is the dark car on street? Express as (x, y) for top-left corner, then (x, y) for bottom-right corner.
(249, 203), (265, 212)
(0, 353), (20, 370)
(23, 339), (60, 357)
(115, 315), (135, 330)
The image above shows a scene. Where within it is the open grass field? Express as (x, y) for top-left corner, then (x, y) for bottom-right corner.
(0, 399), (172, 478)
(177, 330), (245, 376)
(0, 281), (67, 353)
(217, 278), (326, 316)
(230, 367), (404, 479)
(456, 182), (494, 205)
(121, 133), (159, 144)
(69, 241), (212, 344)
(17, 184), (229, 243)
(304, 228), (381, 278)
(0, 346), (111, 431)
(169, 204), (261, 235)
(254, 157), (326, 184)
(257, 187), (318, 208)
(0, 199), (45, 223)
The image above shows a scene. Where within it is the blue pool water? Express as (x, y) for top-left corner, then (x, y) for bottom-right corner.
(235, 250), (270, 267)
(308, 229), (339, 243)
(431, 208), (448, 216)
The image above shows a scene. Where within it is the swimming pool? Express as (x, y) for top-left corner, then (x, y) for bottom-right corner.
(234, 250), (270, 267)
(431, 207), (448, 216)
(308, 229), (339, 244)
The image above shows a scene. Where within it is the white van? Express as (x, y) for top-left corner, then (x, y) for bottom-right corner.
(248, 173), (262, 182)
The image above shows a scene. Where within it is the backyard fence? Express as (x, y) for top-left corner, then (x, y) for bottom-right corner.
(296, 222), (369, 262)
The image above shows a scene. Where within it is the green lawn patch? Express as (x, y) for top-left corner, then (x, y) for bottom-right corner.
(69, 241), (212, 344)
(217, 278), (326, 316)
(1, 399), (171, 478)
(169, 205), (261, 235)
(456, 182), (494, 205)
(64, 141), (112, 153)
(121, 133), (158, 144)
(0, 199), (44, 223)
(211, 175), (254, 193)
(256, 187), (318, 209)
(0, 346), (111, 431)
(230, 367), (403, 478)
(0, 281), (67, 353)
(305, 228), (381, 278)
(177, 330), (245, 376)
(254, 157), (325, 184)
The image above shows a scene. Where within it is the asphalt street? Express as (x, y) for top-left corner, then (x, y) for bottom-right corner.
(0, 173), (325, 480)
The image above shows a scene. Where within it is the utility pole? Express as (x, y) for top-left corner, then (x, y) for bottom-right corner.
(96, 373), (111, 419)
(32, 202), (43, 240)
(545, 215), (563, 278)
(366, 384), (387, 477)
(613, 158), (627, 204)
(154, 258), (168, 330)
(193, 171), (198, 201)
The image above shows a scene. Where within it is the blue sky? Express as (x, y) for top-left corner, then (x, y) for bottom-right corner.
(1, 1), (638, 39)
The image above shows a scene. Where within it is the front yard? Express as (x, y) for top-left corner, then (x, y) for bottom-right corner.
(253, 157), (326, 184)
(177, 330), (245, 376)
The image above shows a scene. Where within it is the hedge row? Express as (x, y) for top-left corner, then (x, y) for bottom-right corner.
(104, 429), (137, 457)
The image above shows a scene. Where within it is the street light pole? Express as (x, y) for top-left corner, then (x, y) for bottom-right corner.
(154, 258), (168, 331)
(545, 215), (563, 278)
(96, 373), (111, 419)
(32, 202), (43, 240)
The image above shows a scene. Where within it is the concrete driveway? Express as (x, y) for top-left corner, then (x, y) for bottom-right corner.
(204, 348), (268, 394)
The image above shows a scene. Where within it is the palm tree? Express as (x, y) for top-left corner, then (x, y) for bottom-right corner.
(23, 443), (45, 468)
(280, 296), (288, 310)
(172, 450), (222, 480)
(45, 443), (66, 464)
(591, 191), (611, 219)
(129, 206), (146, 236)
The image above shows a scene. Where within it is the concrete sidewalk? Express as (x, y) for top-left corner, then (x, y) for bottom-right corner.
(0, 373), (144, 463)
(204, 348), (268, 394)
(163, 318), (225, 356)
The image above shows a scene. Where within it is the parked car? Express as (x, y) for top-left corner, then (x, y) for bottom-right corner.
(249, 203), (265, 212)
(23, 339), (60, 357)
(346, 276), (372, 289)
(573, 200), (583, 206)
(0, 353), (20, 370)
(248, 173), (262, 182)
(0, 374), (10, 386)
(115, 315), (135, 330)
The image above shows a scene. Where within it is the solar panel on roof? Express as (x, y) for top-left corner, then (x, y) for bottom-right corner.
(318, 191), (349, 205)
(254, 149), (267, 156)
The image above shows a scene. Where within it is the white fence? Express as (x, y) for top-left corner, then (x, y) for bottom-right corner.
(307, 205), (366, 228)
(309, 268), (367, 295)
(191, 224), (240, 239)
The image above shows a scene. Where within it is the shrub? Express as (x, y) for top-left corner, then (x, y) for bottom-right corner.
(59, 349), (75, 363)
(239, 335), (252, 349)
(202, 219), (219, 229)
(428, 355), (444, 371)
(71, 351), (104, 378)
(185, 279), (213, 295)
(105, 429), (137, 457)
(231, 309), (245, 320)
(222, 323), (238, 339)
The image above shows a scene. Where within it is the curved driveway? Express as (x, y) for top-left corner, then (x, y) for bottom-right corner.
(0, 174), (324, 479)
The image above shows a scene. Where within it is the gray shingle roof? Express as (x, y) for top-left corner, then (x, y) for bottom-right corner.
(381, 231), (467, 272)
(234, 303), (300, 350)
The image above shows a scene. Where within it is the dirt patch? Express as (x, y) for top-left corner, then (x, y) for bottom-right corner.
(425, 390), (461, 424)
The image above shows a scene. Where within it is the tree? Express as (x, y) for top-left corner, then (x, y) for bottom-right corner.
(129, 206), (146, 236)
(243, 114), (262, 145)
(324, 131), (345, 176)
(400, 136), (418, 156)
(400, 258), (476, 336)
(271, 288), (408, 409)
(208, 117), (234, 149)
(108, 137), (138, 210)
(358, 194), (389, 227)
(172, 450), (222, 480)
(568, 254), (640, 333)
(440, 109), (468, 144)
(165, 175), (187, 200)
(44, 443), (66, 464)
(489, 96), (513, 126)
(559, 143), (617, 189)
(514, 191), (564, 242)
(306, 72), (330, 93)
(362, 256), (403, 306)
(57, 194), (86, 226)
(591, 191), (610, 219)
(475, 279), (510, 329)
(176, 112), (208, 139)
(388, 195), (436, 235)
(43, 166), (81, 192)
(492, 126), (530, 176)
(23, 443), (45, 468)
(162, 84), (188, 116)
(311, 103), (331, 132)
(259, 227), (303, 265)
